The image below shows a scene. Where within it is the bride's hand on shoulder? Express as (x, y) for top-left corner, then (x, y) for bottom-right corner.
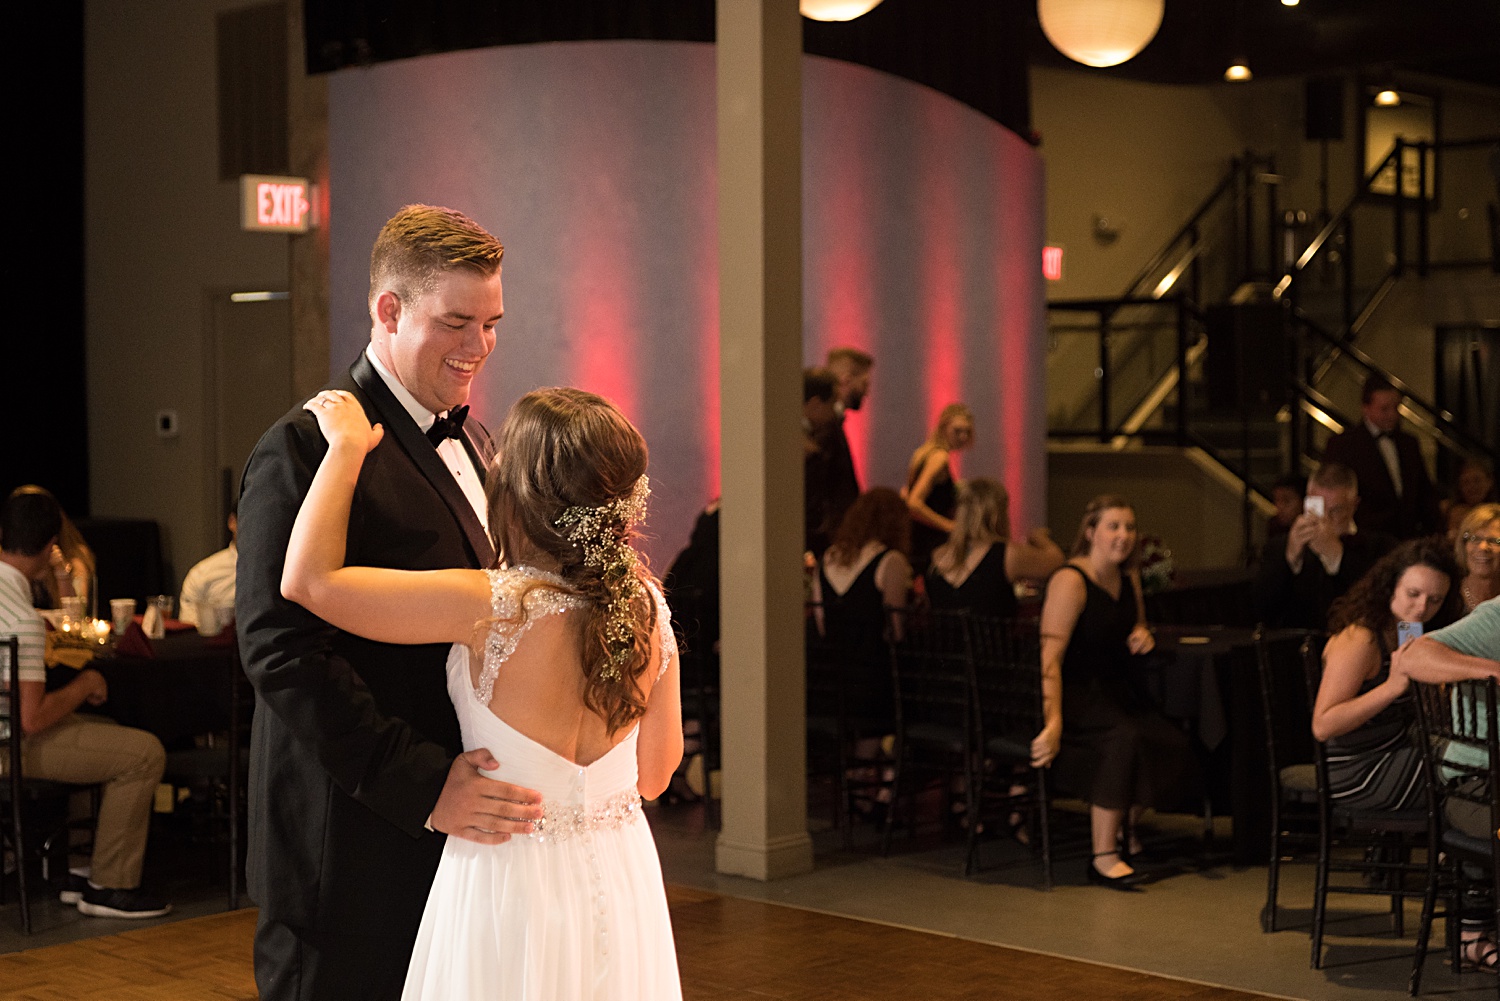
(305, 390), (383, 454)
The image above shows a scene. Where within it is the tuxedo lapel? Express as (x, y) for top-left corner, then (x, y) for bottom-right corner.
(349, 355), (496, 567)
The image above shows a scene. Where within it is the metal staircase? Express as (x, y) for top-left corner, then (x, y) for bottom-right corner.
(1046, 137), (1500, 559)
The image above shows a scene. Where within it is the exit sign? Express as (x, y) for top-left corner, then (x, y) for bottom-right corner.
(1042, 245), (1064, 281)
(241, 175), (314, 233)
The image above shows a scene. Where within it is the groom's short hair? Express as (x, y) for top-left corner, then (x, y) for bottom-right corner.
(369, 204), (505, 307)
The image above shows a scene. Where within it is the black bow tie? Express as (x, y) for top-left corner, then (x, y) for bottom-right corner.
(427, 405), (469, 446)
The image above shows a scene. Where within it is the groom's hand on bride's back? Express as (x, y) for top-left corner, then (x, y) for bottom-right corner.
(430, 748), (544, 845)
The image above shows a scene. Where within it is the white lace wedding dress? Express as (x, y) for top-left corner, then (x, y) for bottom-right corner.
(401, 567), (683, 1001)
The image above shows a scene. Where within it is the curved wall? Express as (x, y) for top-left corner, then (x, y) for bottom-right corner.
(329, 41), (1044, 564)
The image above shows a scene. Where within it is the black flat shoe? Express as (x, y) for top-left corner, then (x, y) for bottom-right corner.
(1086, 853), (1144, 892)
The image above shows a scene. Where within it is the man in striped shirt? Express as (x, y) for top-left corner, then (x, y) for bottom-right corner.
(1, 491), (170, 918)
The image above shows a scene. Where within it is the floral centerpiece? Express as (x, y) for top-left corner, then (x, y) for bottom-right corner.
(1136, 536), (1175, 595)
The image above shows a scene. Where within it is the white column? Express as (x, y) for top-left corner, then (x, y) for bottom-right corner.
(714, 0), (814, 881)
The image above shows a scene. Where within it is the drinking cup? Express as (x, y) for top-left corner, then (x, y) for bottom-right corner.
(110, 598), (136, 634)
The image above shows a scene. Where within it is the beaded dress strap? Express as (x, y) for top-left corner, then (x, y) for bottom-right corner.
(475, 567), (586, 705)
(650, 581), (677, 681)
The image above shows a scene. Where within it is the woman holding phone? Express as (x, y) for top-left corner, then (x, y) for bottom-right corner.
(1311, 538), (1462, 811)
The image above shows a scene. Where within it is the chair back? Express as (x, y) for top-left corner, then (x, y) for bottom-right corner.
(1411, 677), (1499, 844)
(967, 615), (1044, 758)
(3, 636), (20, 784)
(886, 607), (974, 743)
(1255, 629), (1319, 788)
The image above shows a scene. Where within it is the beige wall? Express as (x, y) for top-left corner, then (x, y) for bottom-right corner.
(86, 0), (290, 585)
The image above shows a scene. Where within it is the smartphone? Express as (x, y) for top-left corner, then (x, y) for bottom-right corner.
(1396, 621), (1423, 647)
(1303, 494), (1325, 518)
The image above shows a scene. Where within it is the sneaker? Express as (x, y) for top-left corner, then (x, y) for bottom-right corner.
(58, 872), (90, 905)
(77, 886), (172, 919)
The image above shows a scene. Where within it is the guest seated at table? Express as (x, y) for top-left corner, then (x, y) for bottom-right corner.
(0, 491), (171, 919)
(812, 487), (913, 669)
(8, 485), (95, 612)
(1399, 595), (1500, 974)
(1453, 503), (1500, 616)
(1255, 462), (1397, 630)
(1033, 494), (1196, 891)
(179, 504), (238, 634)
(902, 404), (974, 576)
(926, 478), (1063, 619)
(1312, 538), (1463, 813)
(1444, 459), (1496, 539)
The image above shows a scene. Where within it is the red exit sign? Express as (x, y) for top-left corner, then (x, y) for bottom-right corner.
(1042, 245), (1063, 281)
(240, 175), (314, 233)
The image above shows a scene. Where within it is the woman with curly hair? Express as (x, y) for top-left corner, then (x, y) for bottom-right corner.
(281, 386), (683, 1000)
(1312, 537), (1463, 812)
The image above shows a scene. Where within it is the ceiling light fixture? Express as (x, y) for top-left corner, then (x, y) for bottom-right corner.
(800, 0), (884, 21)
(1374, 88), (1401, 107)
(1224, 59), (1252, 82)
(1037, 0), (1165, 68)
(1280, 0), (1298, 6)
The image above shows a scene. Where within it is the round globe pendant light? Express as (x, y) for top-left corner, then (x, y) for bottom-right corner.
(800, 0), (884, 21)
(1037, 0), (1165, 68)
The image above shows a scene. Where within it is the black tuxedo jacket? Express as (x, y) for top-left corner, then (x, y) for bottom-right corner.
(236, 353), (495, 1000)
(1321, 423), (1440, 539)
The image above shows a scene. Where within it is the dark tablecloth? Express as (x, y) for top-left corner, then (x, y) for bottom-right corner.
(75, 632), (239, 746)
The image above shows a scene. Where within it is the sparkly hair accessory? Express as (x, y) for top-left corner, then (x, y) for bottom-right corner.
(554, 476), (651, 679)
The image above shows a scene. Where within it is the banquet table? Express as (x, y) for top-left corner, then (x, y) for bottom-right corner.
(74, 631), (241, 746)
(1148, 624), (1317, 865)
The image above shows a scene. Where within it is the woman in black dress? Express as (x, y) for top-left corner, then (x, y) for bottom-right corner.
(1313, 538), (1462, 810)
(811, 488), (915, 705)
(902, 404), (974, 575)
(1033, 495), (1195, 890)
(926, 478), (1064, 618)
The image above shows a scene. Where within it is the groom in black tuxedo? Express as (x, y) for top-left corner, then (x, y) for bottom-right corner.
(236, 205), (541, 1001)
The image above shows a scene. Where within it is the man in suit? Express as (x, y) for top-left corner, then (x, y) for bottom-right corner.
(1254, 461), (1398, 629)
(816, 346), (873, 548)
(236, 205), (542, 1001)
(1321, 374), (1441, 539)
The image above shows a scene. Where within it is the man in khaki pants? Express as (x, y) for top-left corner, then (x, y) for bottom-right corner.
(0, 490), (170, 918)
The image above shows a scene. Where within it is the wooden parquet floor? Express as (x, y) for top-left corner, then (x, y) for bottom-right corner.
(1, 886), (1278, 1001)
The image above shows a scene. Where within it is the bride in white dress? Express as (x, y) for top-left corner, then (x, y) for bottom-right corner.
(281, 386), (684, 1001)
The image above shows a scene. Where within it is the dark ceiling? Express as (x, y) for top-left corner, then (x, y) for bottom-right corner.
(304, 0), (1500, 142)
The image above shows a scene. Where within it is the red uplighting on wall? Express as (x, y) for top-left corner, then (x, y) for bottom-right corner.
(919, 102), (965, 478)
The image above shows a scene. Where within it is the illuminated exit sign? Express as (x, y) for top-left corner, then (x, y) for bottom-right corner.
(240, 175), (314, 233)
(1042, 245), (1064, 281)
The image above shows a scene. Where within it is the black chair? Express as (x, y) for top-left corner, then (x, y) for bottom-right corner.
(2, 636), (97, 933)
(806, 602), (895, 850)
(1302, 639), (1435, 970)
(666, 584), (720, 827)
(881, 607), (975, 856)
(1409, 678), (1500, 997)
(1255, 628), (1321, 932)
(159, 635), (252, 909)
(967, 614), (1053, 889)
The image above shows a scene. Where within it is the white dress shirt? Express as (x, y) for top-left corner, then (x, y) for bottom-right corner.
(1365, 417), (1403, 498)
(364, 345), (491, 540)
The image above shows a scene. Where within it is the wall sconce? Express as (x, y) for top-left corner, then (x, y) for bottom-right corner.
(1092, 214), (1122, 245)
(800, 0), (884, 21)
(1037, 0), (1164, 68)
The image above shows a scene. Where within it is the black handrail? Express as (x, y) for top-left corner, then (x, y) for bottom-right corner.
(1118, 153), (1274, 306)
(1274, 145), (1400, 301)
(1292, 308), (1497, 463)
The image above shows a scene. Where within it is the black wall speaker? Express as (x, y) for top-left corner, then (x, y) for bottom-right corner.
(1305, 77), (1344, 142)
(1205, 304), (1289, 413)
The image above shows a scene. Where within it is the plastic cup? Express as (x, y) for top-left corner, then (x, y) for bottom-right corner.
(110, 598), (136, 634)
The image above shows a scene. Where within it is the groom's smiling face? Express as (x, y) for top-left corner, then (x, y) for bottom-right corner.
(376, 266), (504, 414)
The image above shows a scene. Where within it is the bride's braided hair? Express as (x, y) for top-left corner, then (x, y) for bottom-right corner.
(485, 388), (658, 733)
